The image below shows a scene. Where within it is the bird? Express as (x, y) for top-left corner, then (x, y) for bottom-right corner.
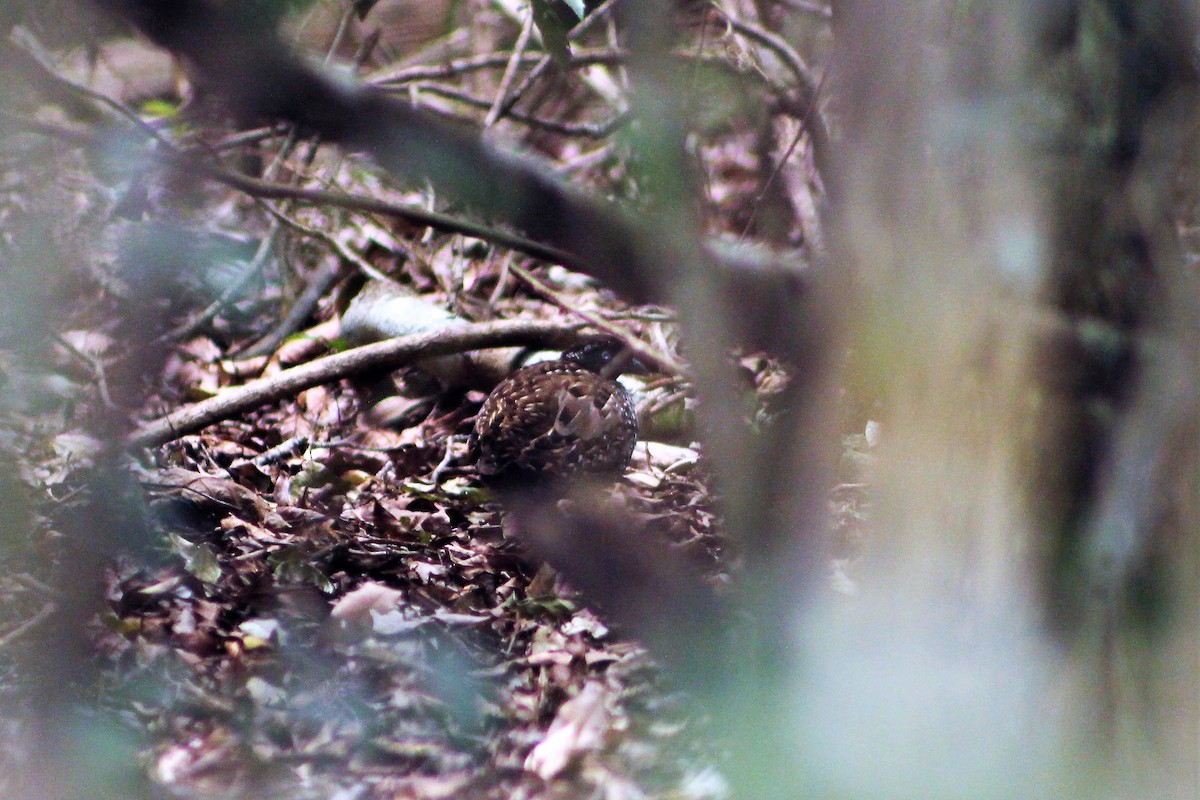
(469, 338), (640, 482)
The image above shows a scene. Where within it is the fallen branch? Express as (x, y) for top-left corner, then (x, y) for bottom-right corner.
(127, 319), (581, 449)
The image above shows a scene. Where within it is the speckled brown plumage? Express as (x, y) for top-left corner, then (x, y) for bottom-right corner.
(469, 342), (639, 481)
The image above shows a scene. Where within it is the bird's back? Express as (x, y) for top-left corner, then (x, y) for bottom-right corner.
(471, 360), (638, 480)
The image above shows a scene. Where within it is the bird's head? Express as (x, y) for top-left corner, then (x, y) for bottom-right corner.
(561, 337), (646, 377)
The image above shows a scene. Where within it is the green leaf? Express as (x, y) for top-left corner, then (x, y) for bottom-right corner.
(268, 545), (334, 592)
(401, 478), (488, 503)
(140, 99), (180, 119)
(172, 535), (222, 585)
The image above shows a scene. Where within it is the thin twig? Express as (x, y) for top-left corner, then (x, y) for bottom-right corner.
(238, 255), (343, 359)
(508, 264), (684, 374)
(168, 220), (279, 342)
(712, 7), (831, 171)
(485, 8), (536, 128)
(779, 0), (832, 19)
(715, 8), (820, 97)
(162, 148), (583, 269)
(241, 32), (381, 360)
(429, 435), (461, 484)
(264, 202), (394, 283)
(323, 2), (355, 65)
(369, 48), (624, 87)
(740, 65), (828, 238)
(492, 0), (624, 120)
(53, 333), (117, 409)
(211, 124), (291, 151)
(0, 602), (56, 651)
(416, 84), (627, 137)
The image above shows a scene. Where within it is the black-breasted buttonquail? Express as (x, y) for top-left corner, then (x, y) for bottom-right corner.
(469, 339), (639, 481)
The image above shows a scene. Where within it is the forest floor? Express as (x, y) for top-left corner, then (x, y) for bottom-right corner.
(0, 3), (865, 798)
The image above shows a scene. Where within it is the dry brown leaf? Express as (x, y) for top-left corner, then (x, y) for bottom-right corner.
(149, 467), (272, 521)
(329, 581), (404, 623)
(524, 681), (613, 780)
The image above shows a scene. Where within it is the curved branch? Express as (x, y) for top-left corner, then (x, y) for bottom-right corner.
(127, 319), (581, 449)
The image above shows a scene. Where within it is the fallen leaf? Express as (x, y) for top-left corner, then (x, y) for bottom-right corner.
(330, 581), (404, 623)
(524, 681), (612, 779)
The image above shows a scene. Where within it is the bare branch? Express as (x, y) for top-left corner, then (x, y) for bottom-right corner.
(127, 318), (581, 449)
